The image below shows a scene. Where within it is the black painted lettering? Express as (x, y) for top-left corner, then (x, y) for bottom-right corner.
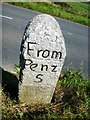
(51, 51), (62, 59)
(34, 74), (43, 83)
(30, 63), (38, 71)
(37, 50), (43, 57)
(25, 59), (33, 66)
(51, 65), (57, 72)
(41, 64), (48, 71)
(27, 42), (37, 55)
(42, 50), (50, 58)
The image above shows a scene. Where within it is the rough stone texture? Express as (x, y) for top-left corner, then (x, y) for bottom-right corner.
(19, 14), (66, 104)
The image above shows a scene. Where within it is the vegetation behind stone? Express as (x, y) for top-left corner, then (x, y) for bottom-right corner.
(8, 2), (90, 26)
(1, 67), (90, 120)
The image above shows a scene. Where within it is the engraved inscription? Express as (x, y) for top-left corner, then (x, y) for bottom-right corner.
(23, 41), (62, 82)
(34, 74), (43, 83)
(27, 42), (62, 60)
(19, 14), (66, 104)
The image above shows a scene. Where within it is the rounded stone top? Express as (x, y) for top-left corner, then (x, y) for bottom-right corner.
(26, 14), (63, 38)
(30, 14), (60, 28)
(22, 14), (66, 59)
(20, 13), (66, 83)
(19, 14), (66, 104)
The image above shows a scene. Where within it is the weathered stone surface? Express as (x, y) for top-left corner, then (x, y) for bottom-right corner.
(19, 14), (66, 104)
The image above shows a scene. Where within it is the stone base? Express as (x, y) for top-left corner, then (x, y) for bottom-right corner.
(19, 84), (55, 104)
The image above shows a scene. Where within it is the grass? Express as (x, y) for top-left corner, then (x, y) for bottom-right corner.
(8, 2), (90, 26)
(1, 66), (90, 119)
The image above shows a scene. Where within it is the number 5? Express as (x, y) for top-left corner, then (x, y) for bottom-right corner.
(34, 74), (43, 83)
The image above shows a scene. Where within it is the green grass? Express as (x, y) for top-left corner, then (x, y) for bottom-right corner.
(1, 67), (90, 120)
(8, 2), (90, 26)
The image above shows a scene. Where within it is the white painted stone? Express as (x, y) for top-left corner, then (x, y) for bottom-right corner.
(19, 14), (66, 104)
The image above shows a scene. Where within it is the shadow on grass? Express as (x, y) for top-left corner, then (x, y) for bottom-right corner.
(0, 67), (19, 101)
